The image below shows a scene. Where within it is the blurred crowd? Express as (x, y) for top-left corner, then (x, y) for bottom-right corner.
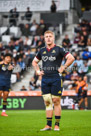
(0, 7), (91, 91)
(61, 19), (91, 89)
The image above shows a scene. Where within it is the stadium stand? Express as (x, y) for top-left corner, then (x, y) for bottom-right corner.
(0, 0), (91, 92)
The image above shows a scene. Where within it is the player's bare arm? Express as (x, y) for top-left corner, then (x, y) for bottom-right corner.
(58, 53), (75, 73)
(0, 61), (4, 64)
(32, 58), (44, 76)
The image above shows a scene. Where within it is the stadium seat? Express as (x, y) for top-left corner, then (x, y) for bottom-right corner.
(2, 35), (11, 45)
(0, 27), (8, 35)
(11, 74), (17, 84)
(87, 46), (91, 52)
(10, 27), (20, 37)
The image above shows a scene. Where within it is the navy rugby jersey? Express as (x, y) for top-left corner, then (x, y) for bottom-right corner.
(0, 63), (13, 86)
(36, 45), (69, 76)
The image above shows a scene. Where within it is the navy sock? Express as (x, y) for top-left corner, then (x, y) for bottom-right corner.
(55, 116), (61, 126)
(47, 117), (52, 127)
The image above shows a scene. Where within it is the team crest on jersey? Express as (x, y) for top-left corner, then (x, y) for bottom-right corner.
(43, 51), (46, 54)
(52, 50), (56, 53)
(2, 65), (7, 71)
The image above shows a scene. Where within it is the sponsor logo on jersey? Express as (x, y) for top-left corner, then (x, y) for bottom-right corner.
(42, 56), (48, 62)
(49, 56), (56, 61)
(42, 56), (56, 62)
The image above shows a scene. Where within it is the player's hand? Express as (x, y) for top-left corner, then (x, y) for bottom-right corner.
(8, 65), (14, 70)
(37, 70), (44, 76)
(58, 65), (67, 73)
(0, 61), (4, 64)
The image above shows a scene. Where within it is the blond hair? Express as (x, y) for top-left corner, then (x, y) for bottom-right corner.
(44, 30), (54, 36)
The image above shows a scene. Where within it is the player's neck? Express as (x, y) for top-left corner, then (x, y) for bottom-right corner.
(47, 43), (55, 49)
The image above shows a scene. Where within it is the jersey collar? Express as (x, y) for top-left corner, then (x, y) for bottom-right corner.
(46, 44), (56, 52)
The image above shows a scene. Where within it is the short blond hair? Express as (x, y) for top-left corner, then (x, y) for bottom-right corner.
(44, 30), (54, 36)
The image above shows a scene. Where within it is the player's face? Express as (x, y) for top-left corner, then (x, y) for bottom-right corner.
(44, 33), (54, 46)
(79, 77), (82, 81)
(5, 56), (11, 63)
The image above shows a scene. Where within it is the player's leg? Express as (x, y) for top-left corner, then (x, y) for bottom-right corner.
(51, 76), (63, 131)
(0, 90), (3, 97)
(78, 98), (84, 109)
(52, 96), (61, 131)
(84, 97), (88, 110)
(0, 91), (3, 112)
(1, 90), (9, 116)
(40, 78), (53, 131)
(41, 94), (53, 130)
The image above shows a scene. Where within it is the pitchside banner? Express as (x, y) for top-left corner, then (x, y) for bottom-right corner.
(0, 0), (70, 12)
(0, 96), (91, 110)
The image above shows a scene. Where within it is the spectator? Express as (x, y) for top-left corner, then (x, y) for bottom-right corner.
(65, 71), (71, 80)
(7, 41), (14, 52)
(17, 57), (26, 75)
(31, 36), (39, 47)
(20, 86), (27, 91)
(87, 58), (91, 66)
(62, 35), (72, 48)
(21, 24), (31, 36)
(0, 53), (4, 61)
(13, 49), (17, 58)
(37, 35), (45, 50)
(71, 62), (78, 73)
(75, 56), (84, 69)
(88, 64), (91, 73)
(78, 35), (86, 48)
(26, 49), (35, 64)
(50, 0), (57, 13)
(24, 36), (32, 46)
(0, 43), (5, 52)
(82, 48), (91, 60)
(12, 59), (21, 81)
(24, 7), (32, 21)
(30, 20), (37, 35)
(23, 54), (29, 66)
(74, 23), (81, 33)
(71, 70), (79, 80)
(87, 38), (91, 46)
(82, 62), (88, 76)
(39, 19), (46, 35)
(29, 72), (39, 90)
(82, 31), (88, 46)
(74, 33), (81, 44)
(36, 24), (44, 36)
(9, 7), (19, 26)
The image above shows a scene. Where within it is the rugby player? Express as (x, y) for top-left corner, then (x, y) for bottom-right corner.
(78, 76), (88, 110)
(32, 30), (75, 131)
(0, 54), (13, 116)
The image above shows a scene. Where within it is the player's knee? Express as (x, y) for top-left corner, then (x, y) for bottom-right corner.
(52, 96), (61, 106)
(45, 101), (50, 106)
(52, 99), (59, 106)
(43, 94), (53, 110)
(3, 95), (8, 101)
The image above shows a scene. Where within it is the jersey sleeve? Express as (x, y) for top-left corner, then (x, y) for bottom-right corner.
(59, 46), (69, 58)
(35, 50), (41, 60)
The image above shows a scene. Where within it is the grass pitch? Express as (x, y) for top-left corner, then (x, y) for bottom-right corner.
(0, 110), (91, 136)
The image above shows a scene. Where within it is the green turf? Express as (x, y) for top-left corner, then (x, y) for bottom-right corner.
(0, 110), (91, 136)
